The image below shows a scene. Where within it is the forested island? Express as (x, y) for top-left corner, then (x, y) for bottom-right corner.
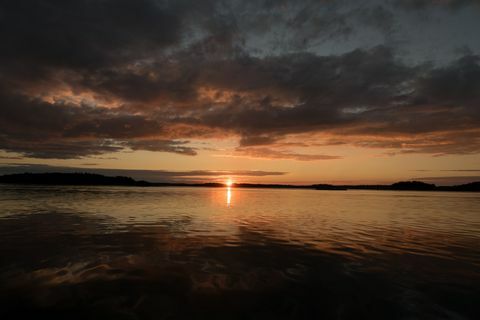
(0, 173), (478, 192)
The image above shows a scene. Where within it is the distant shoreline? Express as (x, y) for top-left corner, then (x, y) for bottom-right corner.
(0, 172), (479, 192)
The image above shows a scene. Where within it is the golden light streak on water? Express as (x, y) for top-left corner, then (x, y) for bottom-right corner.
(226, 186), (232, 206)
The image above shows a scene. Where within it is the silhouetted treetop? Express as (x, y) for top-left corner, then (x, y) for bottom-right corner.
(390, 181), (436, 191)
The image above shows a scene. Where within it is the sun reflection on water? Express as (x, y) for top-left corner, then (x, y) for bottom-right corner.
(226, 186), (232, 207)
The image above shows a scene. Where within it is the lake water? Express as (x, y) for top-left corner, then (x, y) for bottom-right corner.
(0, 185), (479, 319)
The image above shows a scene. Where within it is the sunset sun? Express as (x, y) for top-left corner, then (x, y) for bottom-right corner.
(225, 178), (233, 187)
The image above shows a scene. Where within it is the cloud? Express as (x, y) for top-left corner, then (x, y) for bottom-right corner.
(0, 0), (182, 73)
(124, 140), (197, 156)
(229, 147), (341, 161)
(394, 0), (479, 10)
(3, 46), (480, 158)
(0, 137), (124, 159)
(0, 1), (479, 159)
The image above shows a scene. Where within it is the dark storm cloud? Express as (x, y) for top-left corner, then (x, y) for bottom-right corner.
(125, 140), (197, 156)
(178, 47), (480, 156)
(0, 86), (162, 140)
(394, 0), (479, 10)
(190, 46), (413, 133)
(0, 135), (123, 159)
(0, 88), (203, 158)
(415, 54), (480, 108)
(0, 0), (181, 71)
(0, 0), (480, 159)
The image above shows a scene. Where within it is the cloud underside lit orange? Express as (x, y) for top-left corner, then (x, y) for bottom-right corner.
(0, 0), (479, 165)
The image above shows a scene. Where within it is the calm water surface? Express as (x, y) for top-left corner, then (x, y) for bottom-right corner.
(0, 185), (479, 319)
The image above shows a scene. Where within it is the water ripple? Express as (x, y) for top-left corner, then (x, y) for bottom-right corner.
(0, 186), (479, 319)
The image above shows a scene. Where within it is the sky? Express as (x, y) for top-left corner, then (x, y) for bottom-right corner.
(0, 0), (479, 185)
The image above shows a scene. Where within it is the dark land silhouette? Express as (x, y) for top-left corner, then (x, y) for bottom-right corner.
(0, 172), (151, 186)
(0, 172), (478, 192)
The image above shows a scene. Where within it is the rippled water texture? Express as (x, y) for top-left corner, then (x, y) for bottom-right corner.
(0, 185), (479, 319)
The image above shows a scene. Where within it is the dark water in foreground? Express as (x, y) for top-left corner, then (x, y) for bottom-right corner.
(0, 186), (479, 319)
